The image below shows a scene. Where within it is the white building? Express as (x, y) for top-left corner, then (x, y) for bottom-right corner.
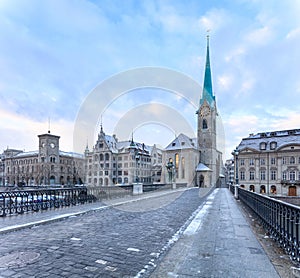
(85, 126), (162, 186)
(233, 129), (300, 196)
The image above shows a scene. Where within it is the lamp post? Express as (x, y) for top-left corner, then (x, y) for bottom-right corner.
(232, 147), (239, 199)
(129, 138), (143, 194)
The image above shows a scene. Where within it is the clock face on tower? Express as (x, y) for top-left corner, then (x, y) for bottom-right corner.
(50, 143), (55, 149)
(200, 106), (210, 117)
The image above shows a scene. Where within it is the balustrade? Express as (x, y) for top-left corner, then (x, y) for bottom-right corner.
(237, 187), (300, 262)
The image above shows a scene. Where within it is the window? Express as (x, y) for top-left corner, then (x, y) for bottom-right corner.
(283, 157), (287, 164)
(240, 171), (245, 181)
(290, 156), (295, 164)
(202, 119), (208, 129)
(260, 142), (267, 150)
(260, 170), (266, 180)
(270, 142), (277, 150)
(283, 171), (287, 180)
(271, 157), (276, 165)
(290, 171), (296, 181)
(181, 157), (185, 179)
(249, 171), (255, 180)
(240, 159), (245, 166)
(260, 158), (265, 165)
(271, 170), (276, 180)
(270, 185), (277, 194)
(249, 158), (254, 166)
(175, 153), (179, 178)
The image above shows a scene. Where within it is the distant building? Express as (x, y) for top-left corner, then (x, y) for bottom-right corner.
(85, 126), (162, 186)
(161, 134), (199, 185)
(162, 36), (224, 187)
(224, 158), (234, 187)
(2, 131), (85, 187)
(233, 129), (300, 196)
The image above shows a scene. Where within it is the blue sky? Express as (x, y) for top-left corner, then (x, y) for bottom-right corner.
(0, 0), (300, 159)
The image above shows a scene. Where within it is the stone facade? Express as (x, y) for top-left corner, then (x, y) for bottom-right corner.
(234, 129), (300, 196)
(162, 36), (223, 187)
(85, 127), (162, 186)
(2, 132), (85, 187)
(161, 134), (199, 185)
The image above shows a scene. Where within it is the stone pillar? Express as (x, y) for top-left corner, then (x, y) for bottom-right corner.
(133, 183), (143, 195)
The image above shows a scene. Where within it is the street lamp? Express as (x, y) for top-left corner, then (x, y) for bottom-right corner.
(128, 138), (141, 183)
(232, 147), (239, 199)
(128, 138), (143, 195)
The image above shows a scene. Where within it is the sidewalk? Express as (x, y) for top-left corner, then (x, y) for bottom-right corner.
(151, 188), (281, 278)
(0, 187), (190, 234)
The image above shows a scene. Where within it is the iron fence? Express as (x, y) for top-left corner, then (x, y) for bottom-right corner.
(0, 183), (186, 217)
(237, 187), (300, 262)
(0, 187), (91, 217)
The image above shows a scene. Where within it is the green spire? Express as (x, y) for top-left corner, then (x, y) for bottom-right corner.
(200, 35), (215, 107)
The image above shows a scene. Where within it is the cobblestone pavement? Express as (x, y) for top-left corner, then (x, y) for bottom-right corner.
(0, 188), (209, 277)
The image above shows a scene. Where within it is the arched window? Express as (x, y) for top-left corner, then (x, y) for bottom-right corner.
(105, 153), (110, 161)
(270, 185), (277, 194)
(290, 156), (295, 164)
(249, 185), (255, 192)
(175, 153), (179, 178)
(260, 185), (266, 194)
(202, 119), (208, 129)
(100, 154), (104, 161)
(181, 157), (185, 179)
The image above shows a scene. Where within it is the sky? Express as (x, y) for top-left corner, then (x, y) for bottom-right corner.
(0, 0), (300, 159)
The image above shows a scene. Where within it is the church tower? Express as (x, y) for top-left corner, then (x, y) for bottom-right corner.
(197, 35), (218, 186)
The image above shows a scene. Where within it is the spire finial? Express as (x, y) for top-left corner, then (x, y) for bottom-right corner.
(48, 117), (51, 134)
(206, 29), (210, 40)
(200, 32), (215, 107)
(100, 115), (103, 133)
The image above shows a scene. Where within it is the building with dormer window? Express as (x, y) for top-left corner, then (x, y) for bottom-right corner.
(85, 126), (162, 186)
(233, 129), (300, 196)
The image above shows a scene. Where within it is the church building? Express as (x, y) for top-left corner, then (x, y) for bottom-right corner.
(162, 37), (223, 187)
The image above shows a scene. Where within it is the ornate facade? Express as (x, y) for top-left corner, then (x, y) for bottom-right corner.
(85, 126), (162, 186)
(2, 131), (85, 187)
(234, 129), (300, 196)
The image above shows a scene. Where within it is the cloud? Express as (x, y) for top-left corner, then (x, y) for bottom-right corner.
(244, 26), (274, 46)
(198, 8), (231, 32)
(286, 27), (300, 40)
(0, 107), (74, 152)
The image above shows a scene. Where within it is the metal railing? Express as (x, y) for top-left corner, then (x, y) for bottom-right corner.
(0, 187), (92, 217)
(237, 187), (300, 262)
